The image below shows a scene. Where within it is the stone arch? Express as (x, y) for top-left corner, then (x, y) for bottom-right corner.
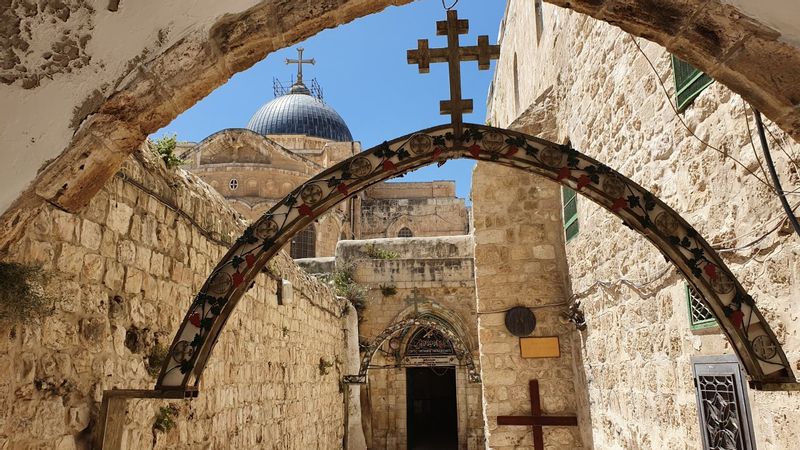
(342, 315), (482, 385)
(156, 123), (795, 392)
(12, 0), (799, 231)
(390, 300), (478, 351)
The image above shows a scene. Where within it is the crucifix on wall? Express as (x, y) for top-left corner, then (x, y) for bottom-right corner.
(496, 380), (579, 450)
(407, 10), (500, 139)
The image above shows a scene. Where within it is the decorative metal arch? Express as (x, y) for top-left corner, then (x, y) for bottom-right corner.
(156, 123), (796, 392)
(342, 315), (481, 385)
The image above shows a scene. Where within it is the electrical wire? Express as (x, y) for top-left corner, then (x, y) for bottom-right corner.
(628, 36), (779, 193)
(442, 0), (460, 10)
(753, 108), (800, 238)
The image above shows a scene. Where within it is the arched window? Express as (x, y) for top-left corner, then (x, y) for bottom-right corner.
(229, 179), (239, 190)
(398, 227), (413, 238)
(290, 224), (316, 259)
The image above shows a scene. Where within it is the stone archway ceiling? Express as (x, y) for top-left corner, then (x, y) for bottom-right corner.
(342, 315), (481, 385)
(156, 123), (796, 392)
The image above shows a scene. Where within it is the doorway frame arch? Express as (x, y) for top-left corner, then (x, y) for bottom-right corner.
(344, 314), (481, 385)
(155, 123), (796, 392)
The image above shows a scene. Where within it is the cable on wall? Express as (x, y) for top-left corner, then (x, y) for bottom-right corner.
(753, 108), (800, 238)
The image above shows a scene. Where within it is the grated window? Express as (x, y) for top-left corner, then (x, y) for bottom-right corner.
(290, 225), (316, 259)
(687, 285), (716, 330)
(398, 227), (413, 238)
(229, 179), (239, 190)
(692, 356), (756, 450)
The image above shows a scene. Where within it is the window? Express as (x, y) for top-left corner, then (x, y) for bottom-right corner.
(229, 179), (239, 190)
(398, 227), (413, 238)
(671, 55), (714, 112)
(534, 0), (544, 43)
(290, 225), (316, 259)
(562, 186), (579, 241)
(687, 284), (717, 330)
(692, 356), (756, 450)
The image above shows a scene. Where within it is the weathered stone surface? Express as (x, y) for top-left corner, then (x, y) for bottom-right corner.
(0, 148), (355, 448)
(489, 1), (800, 448)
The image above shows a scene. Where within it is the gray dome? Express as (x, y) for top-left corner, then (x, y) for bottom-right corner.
(246, 86), (353, 142)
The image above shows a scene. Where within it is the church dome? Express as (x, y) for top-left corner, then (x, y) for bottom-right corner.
(246, 83), (353, 142)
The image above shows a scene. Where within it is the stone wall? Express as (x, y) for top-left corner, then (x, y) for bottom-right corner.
(359, 183), (470, 239)
(0, 148), (355, 449)
(488, 1), (800, 448)
(337, 237), (485, 449)
(471, 163), (588, 450)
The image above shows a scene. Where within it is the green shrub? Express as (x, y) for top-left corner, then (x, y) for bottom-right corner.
(364, 244), (399, 260)
(151, 134), (184, 169)
(331, 263), (366, 318)
(153, 405), (178, 433)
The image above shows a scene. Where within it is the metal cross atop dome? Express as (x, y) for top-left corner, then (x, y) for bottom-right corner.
(407, 10), (500, 139)
(286, 47), (315, 84)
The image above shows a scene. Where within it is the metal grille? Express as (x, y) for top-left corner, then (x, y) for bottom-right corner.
(290, 225), (316, 259)
(693, 357), (755, 450)
(229, 179), (238, 190)
(398, 227), (413, 238)
(688, 285), (716, 329)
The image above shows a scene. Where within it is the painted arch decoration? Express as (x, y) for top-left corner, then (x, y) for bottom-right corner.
(156, 123), (796, 391)
(342, 315), (481, 385)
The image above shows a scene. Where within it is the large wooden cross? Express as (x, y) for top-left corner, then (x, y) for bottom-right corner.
(407, 10), (500, 140)
(286, 47), (315, 84)
(496, 380), (579, 450)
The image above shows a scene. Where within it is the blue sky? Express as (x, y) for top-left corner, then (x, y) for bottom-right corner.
(154, 0), (506, 201)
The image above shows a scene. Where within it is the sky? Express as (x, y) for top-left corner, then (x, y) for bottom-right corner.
(153, 0), (507, 202)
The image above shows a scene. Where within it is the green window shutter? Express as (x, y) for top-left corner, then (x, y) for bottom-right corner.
(562, 186), (579, 241)
(686, 284), (717, 330)
(671, 55), (714, 112)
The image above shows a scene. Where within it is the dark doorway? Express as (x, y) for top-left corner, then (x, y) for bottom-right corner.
(406, 366), (458, 450)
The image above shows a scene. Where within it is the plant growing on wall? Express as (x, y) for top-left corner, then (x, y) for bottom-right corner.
(153, 405), (178, 433)
(150, 134), (184, 169)
(365, 244), (399, 260)
(0, 262), (54, 323)
(331, 263), (367, 319)
(380, 284), (397, 297)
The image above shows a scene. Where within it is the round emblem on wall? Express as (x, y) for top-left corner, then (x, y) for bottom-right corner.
(409, 134), (433, 155)
(349, 157), (373, 178)
(751, 335), (778, 361)
(207, 271), (233, 295)
(602, 176), (626, 199)
(538, 146), (564, 167)
(654, 211), (679, 235)
(504, 306), (537, 337)
(301, 184), (324, 204)
(254, 219), (279, 240)
(388, 337), (402, 352)
(710, 271), (735, 294)
(482, 131), (506, 152)
(172, 340), (195, 364)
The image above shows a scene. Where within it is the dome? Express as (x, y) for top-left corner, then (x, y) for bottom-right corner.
(246, 84), (353, 142)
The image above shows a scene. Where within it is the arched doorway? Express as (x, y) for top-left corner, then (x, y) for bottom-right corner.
(156, 123), (795, 392)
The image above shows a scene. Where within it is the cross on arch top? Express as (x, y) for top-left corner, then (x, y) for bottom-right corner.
(407, 10), (500, 139)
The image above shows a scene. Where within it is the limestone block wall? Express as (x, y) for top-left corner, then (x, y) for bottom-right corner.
(488, 1), (800, 448)
(471, 163), (587, 450)
(359, 183), (470, 239)
(336, 237), (485, 449)
(0, 148), (354, 449)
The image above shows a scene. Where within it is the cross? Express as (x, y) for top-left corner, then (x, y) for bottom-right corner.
(285, 47), (315, 84)
(407, 10), (500, 140)
(496, 380), (579, 450)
